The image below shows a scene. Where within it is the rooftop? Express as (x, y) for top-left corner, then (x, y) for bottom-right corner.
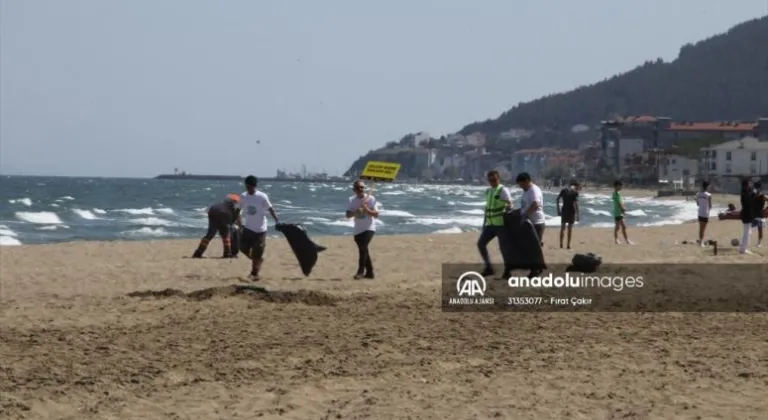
(703, 136), (768, 150)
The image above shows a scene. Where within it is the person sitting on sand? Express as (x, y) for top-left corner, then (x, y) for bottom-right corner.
(695, 181), (712, 247)
(612, 180), (632, 245)
(345, 180), (378, 279)
(192, 194), (242, 259)
(556, 180), (580, 249)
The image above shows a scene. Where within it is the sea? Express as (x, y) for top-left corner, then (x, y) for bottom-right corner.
(0, 176), (718, 246)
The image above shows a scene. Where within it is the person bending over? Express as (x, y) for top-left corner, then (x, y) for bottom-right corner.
(192, 193), (242, 258)
(346, 180), (378, 279)
(556, 180), (581, 249)
(239, 175), (279, 280)
(477, 170), (512, 277)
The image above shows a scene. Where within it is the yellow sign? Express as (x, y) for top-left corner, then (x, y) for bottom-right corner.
(360, 161), (401, 182)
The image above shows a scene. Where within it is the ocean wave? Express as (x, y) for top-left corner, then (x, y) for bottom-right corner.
(73, 209), (101, 220)
(9, 197), (32, 206)
(15, 211), (63, 224)
(0, 225), (18, 237)
(123, 227), (177, 237)
(129, 217), (182, 227)
(38, 225), (70, 230)
(0, 235), (22, 246)
(431, 226), (463, 234)
(408, 216), (482, 227)
(114, 207), (155, 215)
(93, 208), (107, 214)
(380, 209), (415, 217)
(457, 209), (484, 215)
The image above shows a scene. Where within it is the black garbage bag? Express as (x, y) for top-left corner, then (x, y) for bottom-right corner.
(502, 209), (547, 271)
(567, 253), (602, 273)
(275, 222), (327, 276)
(230, 225), (240, 257)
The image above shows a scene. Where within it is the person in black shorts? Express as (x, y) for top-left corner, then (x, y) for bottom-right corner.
(556, 181), (581, 249)
(192, 194), (242, 258)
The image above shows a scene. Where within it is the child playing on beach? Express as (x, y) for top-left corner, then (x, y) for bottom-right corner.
(612, 180), (631, 244)
(695, 181), (712, 246)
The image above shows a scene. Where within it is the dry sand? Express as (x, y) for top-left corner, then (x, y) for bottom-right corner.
(1, 220), (767, 420)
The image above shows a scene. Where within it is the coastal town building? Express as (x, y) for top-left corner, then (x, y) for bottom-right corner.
(600, 116), (768, 173)
(700, 137), (768, 178)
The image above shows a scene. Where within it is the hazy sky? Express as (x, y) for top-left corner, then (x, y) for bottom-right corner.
(2, 0), (766, 178)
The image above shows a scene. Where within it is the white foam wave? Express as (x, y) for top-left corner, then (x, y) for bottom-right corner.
(130, 217), (179, 227)
(114, 207), (155, 215)
(306, 216), (332, 222)
(431, 226), (463, 234)
(409, 217), (482, 227)
(586, 208), (612, 217)
(457, 209), (484, 215)
(591, 222), (615, 228)
(60, 196), (75, 200)
(319, 219), (354, 227)
(0, 225), (18, 236)
(381, 209), (415, 217)
(381, 191), (406, 196)
(156, 208), (175, 215)
(123, 227), (177, 237)
(73, 209), (100, 220)
(38, 225), (70, 230)
(15, 211), (63, 224)
(625, 209), (648, 217)
(457, 201), (485, 207)
(0, 235), (22, 246)
(93, 208), (107, 214)
(9, 197), (32, 206)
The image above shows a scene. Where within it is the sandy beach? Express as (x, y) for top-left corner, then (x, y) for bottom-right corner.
(1, 220), (767, 419)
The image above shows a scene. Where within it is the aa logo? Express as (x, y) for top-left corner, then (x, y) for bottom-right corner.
(456, 271), (487, 297)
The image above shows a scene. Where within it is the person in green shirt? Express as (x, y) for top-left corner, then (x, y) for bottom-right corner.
(612, 180), (631, 244)
(478, 170), (513, 277)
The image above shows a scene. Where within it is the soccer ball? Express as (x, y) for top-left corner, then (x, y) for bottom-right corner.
(731, 238), (740, 246)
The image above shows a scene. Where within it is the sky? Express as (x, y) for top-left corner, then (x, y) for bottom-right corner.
(1, 0), (767, 178)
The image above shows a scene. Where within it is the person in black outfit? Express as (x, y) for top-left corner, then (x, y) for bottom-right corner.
(556, 181), (581, 249)
(752, 181), (766, 247)
(738, 179), (756, 254)
(192, 194), (242, 258)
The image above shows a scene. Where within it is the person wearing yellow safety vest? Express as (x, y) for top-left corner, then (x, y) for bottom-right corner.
(478, 170), (513, 277)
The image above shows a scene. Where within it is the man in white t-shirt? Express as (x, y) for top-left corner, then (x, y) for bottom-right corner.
(516, 172), (546, 246)
(239, 175), (279, 280)
(695, 180), (712, 247)
(345, 179), (378, 279)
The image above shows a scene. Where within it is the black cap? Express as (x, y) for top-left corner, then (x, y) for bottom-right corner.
(244, 175), (258, 187)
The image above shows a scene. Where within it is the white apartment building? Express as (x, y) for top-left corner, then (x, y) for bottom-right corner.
(701, 137), (768, 177)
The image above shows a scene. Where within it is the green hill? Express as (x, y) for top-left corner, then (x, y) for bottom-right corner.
(459, 16), (768, 134)
(345, 16), (768, 178)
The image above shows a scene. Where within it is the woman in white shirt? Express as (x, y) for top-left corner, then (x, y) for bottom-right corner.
(345, 180), (379, 279)
(695, 181), (712, 246)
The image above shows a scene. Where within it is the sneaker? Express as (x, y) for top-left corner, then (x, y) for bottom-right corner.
(626, 240), (634, 245)
(353, 273), (364, 280)
(363, 273), (375, 279)
(480, 267), (495, 276)
(739, 250), (753, 255)
(250, 271), (260, 281)
(758, 241), (763, 248)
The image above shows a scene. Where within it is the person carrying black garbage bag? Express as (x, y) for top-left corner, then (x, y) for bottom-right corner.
(477, 170), (513, 277)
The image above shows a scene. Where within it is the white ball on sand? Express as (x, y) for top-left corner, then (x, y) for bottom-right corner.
(731, 238), (740, 246)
